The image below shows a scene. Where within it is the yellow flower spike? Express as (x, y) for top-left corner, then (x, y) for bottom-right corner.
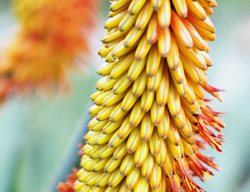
(103, 121), (122, 134)
(108, 131), (125, 148)
(201, 51), (213, 66)
(104, 158), (121, 173)
(170, 61), (186, 84)
(89, 105), (102, 118)
(127, 58), (147, 81)
(96, 105), (115, 121)
(166, 35), (180, 70)
(149, 131), (161, 156)
(184, 20), (208, 51)
(126, 129), (141, 153)
(161, 149), (174, 176)
(135, 35), (152, 60)
(135, 2), (154, 30)
(151, 0), (163, 11)
(140, 115), (154, 141)
(96, 77), (116, 92)
(1, 0), (98, 104)
(117, 118), (134, 139)
(150, 101), (165, 126)
(108, 170), (124, 187)
(89, 119), (108, 132)
(85, 173), (101, 186)
(178, 121), (193, 140)
(172, 0), (188, 18)
(167, 139), (184, 160)
(129, 102), (145, 127)
(158, 28), (171, 57)
(131, 72), (147, 97)
(105, 10), (127, 30)
(121, 90), (138, 112)
(190, 14), (216, 33)
(182, 138), (196, 156)
(146, 46), (162, 76)
(99, 45), (116, 58)
(120, 154), (135, 176)
(134, 177), (150, 192)
(141, 153), (154, 178)
(93, 158), (109, 172)
(110, 0), (130, 12)
(140, 90), (155, 112)
(113, 76), (132, 95)
(110, 54), (133, 78)
(147, 63), (163, 91)
(81, 144), (94, 156)
(186, 0), (207, 21)
(128, 0), (147, 15)
(167, 125), (182, 146)
(84, 131), (98, 143)
(102, 30), (125, 44)
(115, 183), (128, 192)
(134, 141), (149, 167)
(150, 164), (162, 190)
(155, 137), (168, 165)
(112, 143), (127, 160)
(119, 14), (138, 32)
(82, 156), (99, 172)
(74, 180), (85, 191)
(179, 45), (207, 70)
(78, 170), (93, 183)
(99, 146), (116, 160)
(126, 168), (141, 189)
(156, 68), (170, 106)
(92, 186), (105, 192)
(172, 12), (193, 48)
(74, 1), (224, 192)
(109, 104), (128, 122)
(124, 28), (145, 48)
(93, 94), (106, 107)
(157, 0), (171, 28)
(102, 92), (125, 107)
(95, 133), (113, 146)
(157, 110), (171, 138)
(110, 42), (135, 61)
(147, 14), (159, 44)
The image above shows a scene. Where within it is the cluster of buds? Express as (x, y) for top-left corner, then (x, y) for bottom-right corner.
(73, 0), (224, 191)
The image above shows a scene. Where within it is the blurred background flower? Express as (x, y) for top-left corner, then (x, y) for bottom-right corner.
(0, 0), (98, 103)
(0, 0), (250, 192)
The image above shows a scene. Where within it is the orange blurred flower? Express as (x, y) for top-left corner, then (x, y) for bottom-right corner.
(57, 168), (78, 192)
(0, 0), (98, 102)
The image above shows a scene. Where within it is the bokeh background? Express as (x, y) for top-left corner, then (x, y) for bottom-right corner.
(0, 0), (250, 191)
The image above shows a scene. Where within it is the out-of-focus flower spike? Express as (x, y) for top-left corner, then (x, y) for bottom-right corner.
(0, 0), (98, 104)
